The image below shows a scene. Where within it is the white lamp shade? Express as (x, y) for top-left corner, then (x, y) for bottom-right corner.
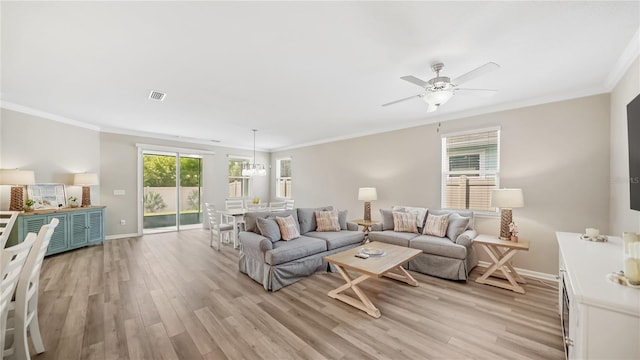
(0, 169), (36, 185)
(490, 188), (524, 208)
(358, 187), (378, 201)
(73, 173), (99, 186)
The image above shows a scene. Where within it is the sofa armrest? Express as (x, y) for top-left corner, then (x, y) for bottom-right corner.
(455, 229), (477, 247)
(370, 223), (383, 231)
(239, 231), (273, 260)
(346, 222), (359, 231)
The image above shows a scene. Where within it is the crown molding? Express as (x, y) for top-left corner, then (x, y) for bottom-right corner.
(0, 101), (101, 131)
(604, 27), (640, 91)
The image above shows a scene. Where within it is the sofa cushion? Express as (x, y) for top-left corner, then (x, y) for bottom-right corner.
(392, 205), (428, 229)
(315, 210), (341, 232)
(256, 217), (281, 242)
(410, 235), (467, 260)
(306, 230), (364, 250)
(392, 211), (418, 233)
(380, 209), (395, 230)
(368, 230), (420, 247)
(245, 210), (299, 233)
(276, 215), (301, 240)
(446, 213), (470, 243)
(423, 213), (450, 237)
(338, 210), (348, 230)
(298, 206), (333, 234)
(429, 209), (474, 230)
(265, 236), (328, 265)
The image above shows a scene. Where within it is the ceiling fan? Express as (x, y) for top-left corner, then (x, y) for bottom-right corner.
(383, 62), (500, 112)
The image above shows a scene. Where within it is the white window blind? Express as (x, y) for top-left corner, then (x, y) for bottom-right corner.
(441, 128), (500, 212)
(276, 158), (292, 199)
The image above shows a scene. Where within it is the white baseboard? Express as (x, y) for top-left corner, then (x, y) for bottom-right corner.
(105, 233), (140, 241)
(477, 260), (558, 283)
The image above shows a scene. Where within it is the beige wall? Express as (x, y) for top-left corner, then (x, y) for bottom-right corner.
(610, 56), (640, 234)
(272, 94), (611, 275)
(99, 132), (270, 237)
(0, 108), (101, 208)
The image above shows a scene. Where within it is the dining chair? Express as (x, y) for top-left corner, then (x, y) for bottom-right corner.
(269, 201), (287, 212)
(225, 199), (244, 210)
(0, 211), (19, 250)
(4, 218), (58, 360)
(1, 234), (36, 360)
(284, 199), (295, 210)
(204, 203), (233, 251)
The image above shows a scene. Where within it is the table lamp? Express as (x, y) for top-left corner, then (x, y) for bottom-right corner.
(490, 188), (524, 240)
(358, 187), (377, 221)
(0, 169), (36, 211)
(74, 173), (99, 207)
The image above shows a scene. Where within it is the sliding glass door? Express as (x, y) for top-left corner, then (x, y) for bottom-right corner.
(142, 150), (203, 234)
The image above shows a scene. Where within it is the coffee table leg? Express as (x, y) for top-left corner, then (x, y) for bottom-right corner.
(382, 265), (418, 286)
(328, 264), (381, 318)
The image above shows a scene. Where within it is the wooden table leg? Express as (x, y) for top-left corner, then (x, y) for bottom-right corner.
(328, 264), (381, 318)
(476, 244), (526, 293)
(382, 265), (418, 286)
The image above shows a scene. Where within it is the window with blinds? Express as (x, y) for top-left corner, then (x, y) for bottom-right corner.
(441, 128), (500, 212)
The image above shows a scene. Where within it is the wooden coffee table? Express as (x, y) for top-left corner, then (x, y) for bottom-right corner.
(323, 241), (422, 318)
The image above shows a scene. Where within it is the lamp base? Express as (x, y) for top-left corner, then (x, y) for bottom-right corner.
(500, 208), (512, 240)
(9, 186), (25, 211)
(81, 186), (91, 207)
(364, 201), (371, 221)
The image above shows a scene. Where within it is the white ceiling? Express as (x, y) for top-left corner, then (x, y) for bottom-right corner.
(2, 1), (639, 151)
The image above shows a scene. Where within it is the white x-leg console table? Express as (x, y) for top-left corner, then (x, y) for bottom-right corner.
(473, 234), (530, 293)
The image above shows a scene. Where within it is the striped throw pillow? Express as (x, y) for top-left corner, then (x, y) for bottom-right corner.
(392, 211), (418, 233)
(315, 210), (341, 232)
(423, 214), (450, 237)
(275, 215), (301, 240)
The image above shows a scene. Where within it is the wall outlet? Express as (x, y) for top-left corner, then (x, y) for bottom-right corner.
(114, 189), (126, 196)
(120, 219), (126, 225)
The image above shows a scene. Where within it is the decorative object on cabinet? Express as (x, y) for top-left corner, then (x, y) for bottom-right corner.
(68, 196), (80, 208)
(490, 188), (524, 240)
(7, 206), (105, 256)
(0, 169), (36, 211)
(73, 173), (99, 207)
(358, 187), (377, 221)
(27, 184), (67, 209)
(24, 199), (35, 212)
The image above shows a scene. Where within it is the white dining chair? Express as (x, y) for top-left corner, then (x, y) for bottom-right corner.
(205, 203), (233, 250)
(269, 201), (287, 212)
(1, 234), (36, 360)
(225, 199), (244, 210)
(284, 199), (295, 210)
(4, 218), (58, 360)
(0, 211), (19, 250)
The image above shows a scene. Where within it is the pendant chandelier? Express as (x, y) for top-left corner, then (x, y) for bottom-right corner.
(242, 129), (267, 177)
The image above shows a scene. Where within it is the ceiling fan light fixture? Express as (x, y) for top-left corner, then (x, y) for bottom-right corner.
(423, 89), (454, 107)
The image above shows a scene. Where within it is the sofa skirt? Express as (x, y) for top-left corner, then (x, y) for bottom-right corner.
(408, 246), (478, 281)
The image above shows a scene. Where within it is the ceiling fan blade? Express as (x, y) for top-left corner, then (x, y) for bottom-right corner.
(400, 75), (429, 88)
(455, 88), (498, 97)
(452, 62), (500, 85)
(382, 94), (423, 107)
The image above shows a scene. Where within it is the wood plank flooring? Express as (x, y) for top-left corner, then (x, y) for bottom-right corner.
(31, 230), (565, 359)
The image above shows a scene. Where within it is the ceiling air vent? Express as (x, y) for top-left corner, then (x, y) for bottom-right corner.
(148, 90), (166, 101)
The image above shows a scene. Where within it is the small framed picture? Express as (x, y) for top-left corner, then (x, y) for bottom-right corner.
(27, 184), (67, 209)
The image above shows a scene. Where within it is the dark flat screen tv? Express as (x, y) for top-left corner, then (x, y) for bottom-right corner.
(629, 93), (640, 211)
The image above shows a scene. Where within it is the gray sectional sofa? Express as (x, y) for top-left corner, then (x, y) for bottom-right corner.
(369, 208), (478, 281)
(238, 207), (364, 291)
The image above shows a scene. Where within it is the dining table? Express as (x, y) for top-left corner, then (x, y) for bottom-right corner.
(218, 208), (247, 248)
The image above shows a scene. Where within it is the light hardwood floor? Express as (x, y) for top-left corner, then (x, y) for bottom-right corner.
(32, 230), (564, 360)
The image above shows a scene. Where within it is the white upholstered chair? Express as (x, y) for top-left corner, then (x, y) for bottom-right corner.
(1, 234), (35, 360)
(205, 203), (234, 250)
(4, 218), (58, 360)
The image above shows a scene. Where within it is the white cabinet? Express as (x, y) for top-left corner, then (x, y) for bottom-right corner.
(557, 232), (640, 359)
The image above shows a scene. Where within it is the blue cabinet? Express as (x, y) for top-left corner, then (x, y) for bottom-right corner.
(11, 206), (105, 256)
